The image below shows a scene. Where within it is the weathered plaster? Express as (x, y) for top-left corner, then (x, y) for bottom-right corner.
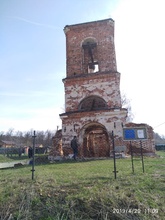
(52, 18), (156, 158)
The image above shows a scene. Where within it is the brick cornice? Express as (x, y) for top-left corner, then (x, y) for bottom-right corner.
(62, 71), (120, 83)
(64, 18), (114, 32)
(60, 108), (127, 118)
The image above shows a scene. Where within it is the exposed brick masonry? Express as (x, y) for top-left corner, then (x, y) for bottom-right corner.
(49, 18), (156, 158)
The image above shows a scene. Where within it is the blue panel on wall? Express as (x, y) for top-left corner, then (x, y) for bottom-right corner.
(124, 129), (136, 139)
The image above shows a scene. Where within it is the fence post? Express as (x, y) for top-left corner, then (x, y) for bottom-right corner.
(130, 141), (134, 173)
(140, 140), (145, 173)
(31, 131), (36, 180)
(112, 130), (118, 179)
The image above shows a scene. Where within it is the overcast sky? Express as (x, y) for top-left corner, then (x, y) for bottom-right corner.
(0, 0), (165, 136)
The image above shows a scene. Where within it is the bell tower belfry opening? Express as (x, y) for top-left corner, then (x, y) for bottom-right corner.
(60, 18), (127, 157)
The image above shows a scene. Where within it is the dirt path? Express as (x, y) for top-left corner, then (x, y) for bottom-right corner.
(0, 160), (29, 169)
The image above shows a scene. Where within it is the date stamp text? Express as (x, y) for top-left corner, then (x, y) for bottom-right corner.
(112, 208), (158, 214)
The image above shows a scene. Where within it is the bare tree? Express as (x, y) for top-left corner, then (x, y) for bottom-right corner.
(0, 129), (55, 147)
(0, 131), (5, 138)
(121, 93), (134, 122)
(44, 130), (54, 147)
(5, 128), (15, 141)
(23, 130), (33, 146)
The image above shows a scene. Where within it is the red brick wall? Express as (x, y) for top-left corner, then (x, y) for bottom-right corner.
(58, 19), (155, 157)
(64, 18), (117, 77)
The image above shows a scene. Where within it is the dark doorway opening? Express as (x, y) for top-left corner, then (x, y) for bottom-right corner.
(83, 123), (110, 157)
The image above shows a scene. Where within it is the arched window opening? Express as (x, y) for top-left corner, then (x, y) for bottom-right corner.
(82, 38), (99, 74)
(79, 96), (107, 111)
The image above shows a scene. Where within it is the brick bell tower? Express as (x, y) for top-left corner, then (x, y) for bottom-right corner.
(60, 18), (127, 157)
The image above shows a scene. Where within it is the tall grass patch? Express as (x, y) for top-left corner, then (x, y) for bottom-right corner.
(0, 152), (165, 219)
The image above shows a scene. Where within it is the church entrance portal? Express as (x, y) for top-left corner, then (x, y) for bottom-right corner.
(82, 123), (110, 157)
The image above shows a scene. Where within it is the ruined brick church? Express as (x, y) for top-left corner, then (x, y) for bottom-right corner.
(50, 18), (155, 159)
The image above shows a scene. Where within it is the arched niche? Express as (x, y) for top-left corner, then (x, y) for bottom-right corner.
(78, 95), (108, 111)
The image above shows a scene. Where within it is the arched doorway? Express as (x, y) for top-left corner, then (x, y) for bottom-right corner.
(81, 123), (110, 157)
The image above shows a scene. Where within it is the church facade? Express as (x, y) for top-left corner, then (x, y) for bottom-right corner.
(58, 18), (155, 158)
(60, 18), (127, 157)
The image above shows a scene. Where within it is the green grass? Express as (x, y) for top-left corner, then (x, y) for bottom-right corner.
(156, 150), (165, 157)
(0, 154), (29, 163)
(0, 152), (165, 220)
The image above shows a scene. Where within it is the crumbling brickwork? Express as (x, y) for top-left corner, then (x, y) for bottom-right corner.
(50, 129), (63, 157)
(57, 18), (155, 158)
(64, 18), (117, 77)
(123, 123), (155, 154)
(60, 18), (128, 157)
(63, 72), (121, 112)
